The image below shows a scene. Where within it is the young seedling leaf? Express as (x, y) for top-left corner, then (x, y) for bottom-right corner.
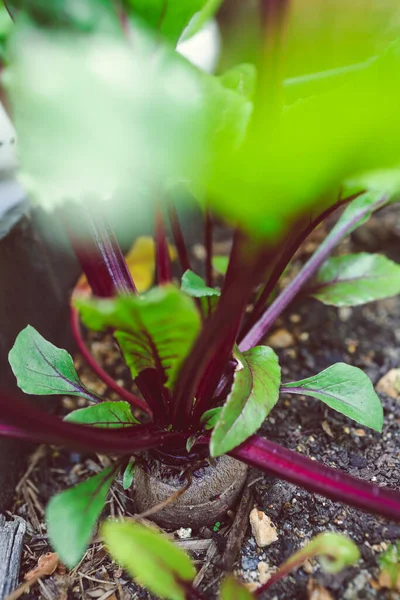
(378, 541), (400, 590)
(64, 401), (139, 428)
(310, 253), (400, 306)
(75, 285), (201, 390)
(9, 325), (99, 403)
(210, 346), (280, 457)
(46, 466), (115, 568)
(211, 255), (229, 275)
(181, 269), (220, 298)
(282, 363), (383, 431)
(101, 520), (196, 600)
(220, 575), (255, 599)
(308, 533), (360, 574)
(200, 407), (222, 430)
(123, 461), (136, 490)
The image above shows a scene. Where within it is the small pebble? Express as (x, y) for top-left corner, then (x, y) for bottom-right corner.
(176, 527), (192, 539)
(249, 509), (278, 548)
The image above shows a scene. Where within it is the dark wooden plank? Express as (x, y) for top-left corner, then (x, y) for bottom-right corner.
(0, 516), (26, 599)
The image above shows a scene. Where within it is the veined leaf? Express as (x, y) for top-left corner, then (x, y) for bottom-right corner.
(220, 576), (255, 599)
(282, 363), (383, 431)
(123, 461), (136, 490)
(310, 253), (400, 307)
(9, 325), (100, 402)
(64, 401), (139, 428)
(101, 520), (196, 600)
(181, 269), (220, 297)
(46, 467), (115, 568)
(210, 346), (280, 457)
(75, 285), (201, 390)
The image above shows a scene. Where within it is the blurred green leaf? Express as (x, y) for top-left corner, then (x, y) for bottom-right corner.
(220, 576), (255, 599)
(218, 63), (257, 99)
(75, 286), (201, 390)
(122, 460), (136, 490)
(310, 253), (400, 307)
(65, 401), (139, 428)
(180, 0), (223, 42)
(211, 255), (229, 275)
(102, 520), (196, 600)
(378, 541), (400, 590)
(46, 467), (115, 568)
(206, 39), (400, 239)
(8, 325), (100, 402)
(210, 346), (280, 457)
(5, 19), (205, 212)
(282, 363), (383, 431)
(124, 0), (206, 45)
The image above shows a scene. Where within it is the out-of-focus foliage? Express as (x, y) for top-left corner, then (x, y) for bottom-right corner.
(0, 5), (13, 62)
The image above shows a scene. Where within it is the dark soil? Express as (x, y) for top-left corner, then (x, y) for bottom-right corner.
(9, 205), (400, 599)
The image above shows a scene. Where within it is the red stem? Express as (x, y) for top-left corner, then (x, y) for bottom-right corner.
(155, 205), (172, 285)
(240, 192), (363, 340)
(70, 307), (152, 417)
(204, 208), (213, 288)
(167, 202), (192, 273)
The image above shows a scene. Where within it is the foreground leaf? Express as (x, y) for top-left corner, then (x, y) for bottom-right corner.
(378, 542), (400, 590)
(210, 346), (280, 457)
(64, 401), (139, 428)
(220, 576), (255, 599)
(281, 363), (383, 431)
(212, 255), (229, 275)
(9, 325), (99, 402)
(76, 285), (201, 390)
(310, 253), (400, 307)
(46, 467), (115, 568)
(102, 520), (196, 600)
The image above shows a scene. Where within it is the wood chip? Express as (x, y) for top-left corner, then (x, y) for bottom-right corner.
(249, 509), (278, 548)
(308, 579), (334, 600)
(321, 421), (334, 438)
(376, 368), (400, 399)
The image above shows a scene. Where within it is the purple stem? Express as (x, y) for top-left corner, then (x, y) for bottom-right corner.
(155, 206), (172, 285)
(227, 435), (400, 522)
(0, 392), (182, 455)
(63, 206), (137, 298)
(239, 194), (387, 351)
(167, 202), (192, 273)
(204, 208), (213, 288)
(239, 193), (362, 339)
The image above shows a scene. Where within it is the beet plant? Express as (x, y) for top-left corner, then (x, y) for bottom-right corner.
(2, 0), (400, 597)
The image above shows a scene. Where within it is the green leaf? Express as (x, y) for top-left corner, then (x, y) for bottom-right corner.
(180, 0), (223, 42)
(5, 20), (204, 213)
(101, 520), (196, 600)
(378, 541), (400, 589)
(46, 467), (115, 568)
(181, 269), (220, 298)
(123, 461), (136, 490)
(205, 39), (400, 239)
(310, 253), (400, 307)
(8, 325), (99, 402)
(75, 285), (201, 390)
(64, 401), (139, 428)
(125, 0), (206, 45)
(200, 407), (222, 430)
(282, 363), (383, 431)
(210, 346), (281, 457)
(212, 255), (229, 275)
(220, 576), (255, 600)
